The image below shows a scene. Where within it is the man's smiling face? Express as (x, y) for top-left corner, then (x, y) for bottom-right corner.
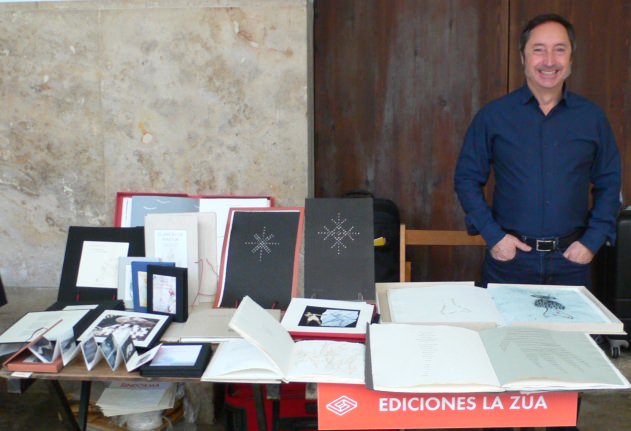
(522, 21), (573, 95)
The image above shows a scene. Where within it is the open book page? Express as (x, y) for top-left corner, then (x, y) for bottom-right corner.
(480, 326), (630, 391)
(486, 284), (622, 334)
(367, 323), (501, 393)
(229, 296), (295, 375)
(387, 285), (503, 327)
(201, 338), (282, 383)
(286, 339), (365, 384)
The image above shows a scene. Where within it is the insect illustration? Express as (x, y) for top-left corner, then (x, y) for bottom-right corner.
(531, 294), (574, 319)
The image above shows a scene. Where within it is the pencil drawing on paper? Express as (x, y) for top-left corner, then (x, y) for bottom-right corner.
(440, 298), (472, 315)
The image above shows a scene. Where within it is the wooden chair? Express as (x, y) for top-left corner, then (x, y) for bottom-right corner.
(399, 224), (486, 281)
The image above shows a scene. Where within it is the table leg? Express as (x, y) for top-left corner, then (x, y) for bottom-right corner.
(253, 384), (268, 431)
(77, 381), (91, 431)
(46, 380), (80, 431)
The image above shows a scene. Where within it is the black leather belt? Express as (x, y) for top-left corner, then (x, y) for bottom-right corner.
(507, 230), (584, 252)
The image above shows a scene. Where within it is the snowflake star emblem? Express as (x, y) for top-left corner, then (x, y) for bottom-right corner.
(318, 212), (360, 255)
(245, 226), (279, 261)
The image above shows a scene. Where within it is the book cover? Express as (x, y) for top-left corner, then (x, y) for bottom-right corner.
(216, 208), (303, 309)
(3, 320), (64, 373)
(144, 213), (199, 309)
(304, 198), (375, 301)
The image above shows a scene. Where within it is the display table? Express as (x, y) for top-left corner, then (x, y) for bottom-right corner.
(1, 360), (580, 431)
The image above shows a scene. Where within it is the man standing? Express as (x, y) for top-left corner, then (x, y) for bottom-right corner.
(455, 13), (621, 290)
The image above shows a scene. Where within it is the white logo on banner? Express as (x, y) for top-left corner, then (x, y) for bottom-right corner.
(326, 395), (358, 416)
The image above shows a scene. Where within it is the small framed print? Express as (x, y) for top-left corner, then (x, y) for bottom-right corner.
(139, 343), (212, 378)
(147, 266), (188, 322)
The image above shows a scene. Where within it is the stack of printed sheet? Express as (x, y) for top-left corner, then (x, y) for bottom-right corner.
(95, 382), (176, 417)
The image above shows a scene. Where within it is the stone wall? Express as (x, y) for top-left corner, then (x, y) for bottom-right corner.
(0, 0), (311, 288)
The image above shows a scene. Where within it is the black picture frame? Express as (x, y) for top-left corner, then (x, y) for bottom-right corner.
(58, 226), (145, 303)
(139, 343), (212, 378)
(147, 266), (188, 322)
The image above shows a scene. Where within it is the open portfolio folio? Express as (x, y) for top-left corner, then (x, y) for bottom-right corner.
(382, 283), (625, 334)
(366, 323), (631, 393)
(201, 296), (365, 384)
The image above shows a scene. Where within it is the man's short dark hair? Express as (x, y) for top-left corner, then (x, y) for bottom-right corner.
(519, 13), (576, 54)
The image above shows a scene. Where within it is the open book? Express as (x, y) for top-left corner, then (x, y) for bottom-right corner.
(160, 303), (281, 343)
(201, 296), (365, 384)
(366, 323), (630, 393)
(384, 283), (624, 334)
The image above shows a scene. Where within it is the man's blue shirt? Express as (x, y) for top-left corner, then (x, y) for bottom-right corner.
(454, 84), (621, 252)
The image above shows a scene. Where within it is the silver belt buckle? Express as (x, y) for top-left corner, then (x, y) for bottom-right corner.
(536, 239), (556, 252)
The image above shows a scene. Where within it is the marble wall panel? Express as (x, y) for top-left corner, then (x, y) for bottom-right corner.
(0, 0), (310, 288)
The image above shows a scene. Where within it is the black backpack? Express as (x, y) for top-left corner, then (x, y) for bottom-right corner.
(344, 190), (401, 282)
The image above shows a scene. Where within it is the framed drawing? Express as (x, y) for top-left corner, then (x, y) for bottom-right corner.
(139, 343), (212, 377)
(147, 266), (188, 322)
(131, 261), (175, 312)
(281, 297), (375, 341)
(117, 257), (161, 309)
(77, 309), (171, 349)
(58, 226), (145, 303)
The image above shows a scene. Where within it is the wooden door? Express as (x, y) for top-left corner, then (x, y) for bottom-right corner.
(314, 0), (507, 281)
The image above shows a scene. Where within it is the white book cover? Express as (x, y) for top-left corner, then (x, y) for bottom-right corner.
(145, 212), (199, 308)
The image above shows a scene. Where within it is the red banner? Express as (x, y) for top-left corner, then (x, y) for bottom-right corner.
(318, 384), (578, 429)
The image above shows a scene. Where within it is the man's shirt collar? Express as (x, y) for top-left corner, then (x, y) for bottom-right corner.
(518, 83), (572, 108)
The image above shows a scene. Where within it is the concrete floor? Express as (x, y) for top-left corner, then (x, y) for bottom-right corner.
(1, 287), (630, 431)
